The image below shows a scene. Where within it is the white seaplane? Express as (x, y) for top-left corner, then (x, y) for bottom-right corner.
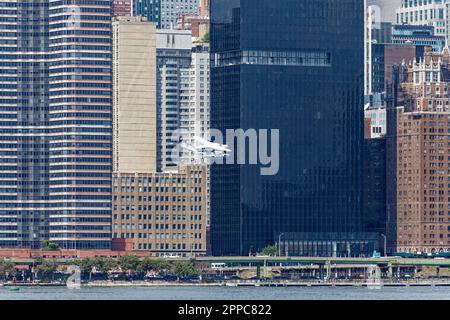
(180, 136), (231, 158)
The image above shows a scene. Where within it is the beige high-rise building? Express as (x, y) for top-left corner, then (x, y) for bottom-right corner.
(112, 17), (157, 173)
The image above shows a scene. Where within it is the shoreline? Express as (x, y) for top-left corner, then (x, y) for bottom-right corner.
(3, 279), (450, 288)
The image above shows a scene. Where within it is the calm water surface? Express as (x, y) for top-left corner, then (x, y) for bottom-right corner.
(0, 286), (449, 300)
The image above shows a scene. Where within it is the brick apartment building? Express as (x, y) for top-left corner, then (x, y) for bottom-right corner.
(387, 48), (450, 254)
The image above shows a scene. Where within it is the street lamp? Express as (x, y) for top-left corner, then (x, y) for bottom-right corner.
(278, 233), (285, 257)
(380, 234), (387, 257)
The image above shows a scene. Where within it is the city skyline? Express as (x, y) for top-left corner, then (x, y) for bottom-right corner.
(2, 0), (450, 304)
(0, 0), (448, 257)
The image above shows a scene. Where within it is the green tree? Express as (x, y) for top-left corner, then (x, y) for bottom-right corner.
(42, 240), (60, 251)
(102, 257), (118, 274)
(76, 258), (94, 280)
(260, 245), (278, 256)
(118, 255), (140, 275)
(154, 259), (171, 274)
(135, 258), (171, 276)
(173, 261), (197, 276)
(91, 257), (107, 273)
(34, 259), (57, 281)
(136, 257), (153, 277)
(0, 259), (16, 280)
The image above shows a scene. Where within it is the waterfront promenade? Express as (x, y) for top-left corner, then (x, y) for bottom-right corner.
(3, 278), (450, 288)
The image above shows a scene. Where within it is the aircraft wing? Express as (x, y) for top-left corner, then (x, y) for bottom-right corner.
(180, 142), (199, 153)
(193, 136), (231, 152)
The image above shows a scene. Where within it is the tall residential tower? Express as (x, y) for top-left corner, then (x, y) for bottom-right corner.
(0, 0), (113, 249)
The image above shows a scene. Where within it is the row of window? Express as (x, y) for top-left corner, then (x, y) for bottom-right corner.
(213, 50), (332, 68)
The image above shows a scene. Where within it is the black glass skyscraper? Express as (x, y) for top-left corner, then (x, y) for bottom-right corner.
(210, 0), (377, 257)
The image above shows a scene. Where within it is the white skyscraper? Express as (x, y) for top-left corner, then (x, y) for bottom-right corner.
(396, 0), (447, 37)
(156, 29), (192, 170)
(180, 45), (210, 164)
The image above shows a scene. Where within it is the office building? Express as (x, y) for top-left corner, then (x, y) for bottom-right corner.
(365, 93), (387, 138)
(211, 0), (378, 257)
(134, 0), (161, 28)
(447, 2), (450, 45)
(365, 3), (376, 95)
(112, 16), (157, 173)
(373, 22), (394, 44)
(371, 43), (416, 94)
(112, 165), (207, 256)
(363, 97), (387, 251)
(160, 0), (199, 29)
(392, 24), (446, 53)
(386, 49), (450, 254)
(363, 134), (387, 250)
(156, 29), (192, 171)
(113, 0), (133, 16)
(179, 44), (210, 164)
(396, 0), (447, 37)
(179, 44), (211, 233)
(364, 7), (399, 95)
(176, 15), (210, 39)
(0, 0), (113, 249)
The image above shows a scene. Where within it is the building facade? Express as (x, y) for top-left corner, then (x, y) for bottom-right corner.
(48, 0), (113, 249)
(112, 16), (157, 174)
(179, 44), (210, 164)
(365, 94), (388, 138)
(134, 0), (161, 28)
(156, 29), (192, 171)
(0, 0), (50, 248)
(363, 118), (387, 252)
(0, 0), (113, 249)
(387, 49), (450, 254)
(211, 0), (378, 257)
(112, 165), (207, 256)
(160, 0), (199, 29)
(113, 0), (133, 16)
(176, 15), (210, 39)
(392, 24), (446, 53)
(200, 0), (209, 17)
(371, 43), (416, 94)
(396, 0), (447, 37)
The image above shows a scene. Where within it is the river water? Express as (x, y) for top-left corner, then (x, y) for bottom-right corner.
(0, 285), (449, 300)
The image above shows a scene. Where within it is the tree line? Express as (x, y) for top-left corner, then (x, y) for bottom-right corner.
(0, 256), (208, 282)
